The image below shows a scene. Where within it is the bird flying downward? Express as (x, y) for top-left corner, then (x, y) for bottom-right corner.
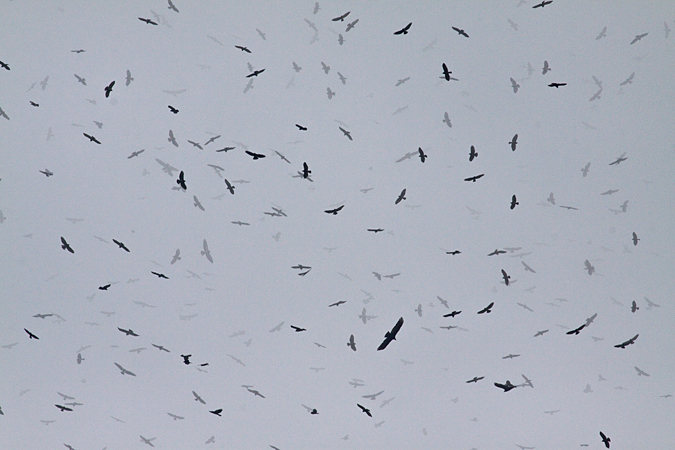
(394, 22), (412, 35)
(632, 232), (639, 246)
(509, 134), (518, 151)
(600, 431), (611, 448)
(477, 302), (494, 314)
(441, 63), (452, 81)
(418, 148), (427, 163)
(377, 317), (404, 350)
(61, 237), (74, 253)
(339, 127), (352, 140)
(348, 334), (356, 351)
(357, 404), (372, 417)
(104, 81), (115, 98)
(614, 334), (639, 348)
(395, 189), (407, 204)
(83, 133), (101, 144)
(325, 205), (344, 215)
(452, 26), (469, 38)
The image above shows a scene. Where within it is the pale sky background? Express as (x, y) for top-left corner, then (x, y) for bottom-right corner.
(1, 1), (675, 448)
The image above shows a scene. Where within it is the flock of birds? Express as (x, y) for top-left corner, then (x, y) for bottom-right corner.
(1, 1), (674, 449)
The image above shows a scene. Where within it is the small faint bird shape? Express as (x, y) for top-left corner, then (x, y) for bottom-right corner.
(510, 78), (520, 93)
(630, 33), (648, 44)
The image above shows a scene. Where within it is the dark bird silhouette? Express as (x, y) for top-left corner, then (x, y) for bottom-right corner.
(548, 82), (566, 88)
(113, 239), (130, 252)
(348, 334), (356, 351)
(151, 271), (169, 279)
(494, 380), (517, 392)
(167, 0), (179, 12)
(152, 344), (170, 352)
(246, 69), (265, 78)
(469, 145), (478, 161)
(464, 173), (484, 182)
(104, 80), (115, 98)
(566, 324), (585, 335)
(630, 33), (648, 44)
(446, 250), (461, 255)
(477, 302), (494, 314)
(296, 124), (307, 131)
(395, 189), (407, 204)
(74, 74), (86, 85)
(534, 329), (549, 337)
(176, 171), (187, 190)
(501, 269), (511, 285)
(357, 404), (372, 417)
(0, 60), (10, 70)
(441, 63), (452, 81)
(55, 404), (73, 412)
(224, 179), (235, 195)
(139, 17), (158, 25)
(631, 300), (639, 313)
(609, 152), (627, 165)
(532, 0), (552, 8)
(290, 325), (306, 332)
(452, 26), (469, 38)
(24, 328), (39, 339)
(510, 195), (519, 210)
(245, 150), (266, 160)
(329, 300), (346, 307)
(30, 101), (39, 107)
(114, 362), (136, 376)
(488, 249), (506, 256)
(600, 431), (611, 448)
(325, 205), (344, 215)
(614, 334), (639, 349)
(368, 228), (384, 233)
(33, 313), (54, 319)
(509, 134), (518, 151)
(83, 133), (101, 144)
(302, 162), (311, 178)
(632, 232), (639, 246)
(332, 11), (351, 21)
(377, 317), (404, 350)
(168, 105), (178, 114)
(209, 409), (222, 416)
(444, 311), (461, 318)
(466, 376), (484, 383)
(99, 284), (111, 290)
(118, 327), (139, 336)
(181, 354), (191, 365)
(510, 78), (520, 93)
(338, 127), (352, 140)
(61, 237), (74, 253)
(584, 259), (595, 275)
(187, 140), (203, 149)
(235, 45), (251, 53)
(418, 147), (427, 163)
(394, 22), (412, 35)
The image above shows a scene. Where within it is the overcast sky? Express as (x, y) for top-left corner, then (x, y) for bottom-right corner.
(1, 0), (675, 448)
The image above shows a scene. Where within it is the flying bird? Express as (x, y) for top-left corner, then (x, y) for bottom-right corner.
(83, 133), (101, 144)
(181, 354), (191, 364)
(140, 436), (156, 447)
(494, 380), (517, 392)
(609, 152), (627, 165)
(104, 80), (116, 98)
(152, 344), (170, 352)
(325, 205), (344, 215)
(24, 328), (39, 339)
(168, 130), (178, 147)
(348, 334), (356, 351)
(532, 0), (553, 8)
(599, 431), (611, 448)
(630, 33), (648, 44)
(235, 45), (251, 53)
(224, 179), (235, 194)
(634, 366), (649, 376)
(74, 74), (86, 85)
(112, 239), (130, 252)
(176, 171), (187, 190)
(246, 68), (265, 78)
(209, 409), (222, 416)
(377, 317), (404, 350)
(542, 60), (551, 74)
(168, 105), (179, 114)
(302, 162), (311, 178)
(114, 362), (136, 376)
(167, 0), (179, 12)
(125, 70), (133, 86)
(395, 188), (407, 204)
(596, 26), (607, 40)
(566, 324), (586, 335)
(632, 232), (639, 246)
(534, 329), (549, 337)
(581, 162), (591, 177)
(548, 82), (566, 88)
(468, 145), (478, 161)
(510, 195), (519, 210)
(509, 134), (518, 151)
(501, 269), (511, 285)
(99, 284), (111, 290)
(443, 112), (452, 127)
(444, 310), (461, 318)
(138, 17), (158, 25)
(61, 237), (74, 253)
(394, 22), (412, 35)
(332, 11), (351, 21)
(466, 376), (484, 383)
(452, 26), (469, 38)
(193, 196), (204, 211)
(584, 259), (595, 275)
(510, 78), (520, 93)
(465, 173), (485, 182)
(477, 302), (494, 314)
(446, 250), (461, 255)
(327, 87), (335, 99)
(290, 325), (306, 332)
(441, 63), (452, 81)
(619, 72), (635, 86)
(151, 271), (169, 279)
(127, 149), (145, 159)
(201, 239), (213, 263)
(245, 150), (266, 160)
(614, 334), (639, 348)
(118, 327), (139, 336)
(339, 127), (352, 140)
(329, 300), (346, 307)
(193, 391), (206, 403)
(320, 62), (330, 74)
(55, 404), (73, 412)
(357, 404), (372, 417)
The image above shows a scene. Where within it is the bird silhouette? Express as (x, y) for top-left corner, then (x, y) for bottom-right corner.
(377, 317), (404, 350)
(394, 22), (412, 35)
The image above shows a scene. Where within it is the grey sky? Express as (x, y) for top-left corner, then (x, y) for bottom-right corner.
(1, 1), (675, 448)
